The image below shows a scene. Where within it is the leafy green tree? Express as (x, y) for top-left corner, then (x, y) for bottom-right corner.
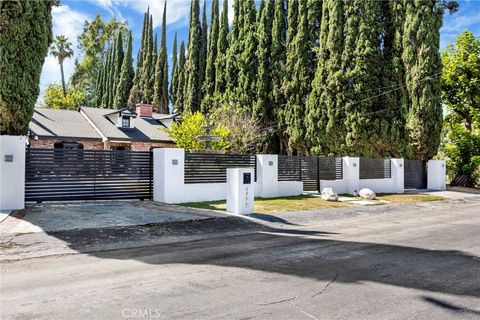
(165, 111), (230, 151)
(113, 31), (134, 109)
(441, 30), (480, 186)
(140, 14), (154, 103)
(153, 1), (169, 113)
(50, 35), (74, 97)
(42, 84), (86, 110)
(72, 14), (127, 106)
(214, 0), (229, 94)
(0, 0), (55, 135)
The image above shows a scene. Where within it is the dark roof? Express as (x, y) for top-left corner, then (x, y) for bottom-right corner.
(29, 108), (102, 140)
(103, 108), (137, 117)
(80, 107), (173, 142)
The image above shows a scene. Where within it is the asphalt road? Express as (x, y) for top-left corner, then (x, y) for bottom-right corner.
(1, 200), (480, 320)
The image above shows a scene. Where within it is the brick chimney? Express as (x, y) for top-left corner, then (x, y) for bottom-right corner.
(135, 103), (153, 117)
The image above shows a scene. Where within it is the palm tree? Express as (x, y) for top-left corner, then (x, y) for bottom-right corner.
(50, 35), (74, 97)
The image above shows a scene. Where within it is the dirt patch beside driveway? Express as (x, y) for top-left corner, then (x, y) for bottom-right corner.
(0, 201), (224, 235)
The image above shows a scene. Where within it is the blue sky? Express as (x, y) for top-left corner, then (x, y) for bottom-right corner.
(39, 0), (480, 103)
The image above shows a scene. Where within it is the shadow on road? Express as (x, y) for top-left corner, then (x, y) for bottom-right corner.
(42, 222), (480, 300)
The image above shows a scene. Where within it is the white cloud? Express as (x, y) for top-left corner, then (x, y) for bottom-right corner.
(89, 0), (190, 29)
(38, 5), (89, 106)
(442, 11), (480, 33)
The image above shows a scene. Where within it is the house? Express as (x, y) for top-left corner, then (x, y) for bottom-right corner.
(28, 104), (180, 151)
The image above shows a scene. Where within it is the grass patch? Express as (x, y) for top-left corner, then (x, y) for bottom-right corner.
(182, 193), (446, 214)
(182, 195), (349, 214)
(375, 194), (445, 203)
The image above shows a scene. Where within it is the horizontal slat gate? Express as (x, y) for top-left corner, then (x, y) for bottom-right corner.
(25, 148), (152, 202)
(184, 152), (256, 184)
(404, 159), (427, 189)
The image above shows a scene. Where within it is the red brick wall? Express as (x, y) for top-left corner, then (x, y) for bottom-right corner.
(29, 138), (105, 150)
(131, 141), (175, 151)
(29, 137), (175, 151)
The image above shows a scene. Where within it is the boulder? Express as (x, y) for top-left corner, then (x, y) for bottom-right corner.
(321, 188), (338, 201)
(359, 188), (376, 200)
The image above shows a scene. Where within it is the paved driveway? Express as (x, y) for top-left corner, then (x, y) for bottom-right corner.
(0, 201), (223, 234)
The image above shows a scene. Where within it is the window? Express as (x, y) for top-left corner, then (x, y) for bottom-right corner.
(122, 116), (130, 128)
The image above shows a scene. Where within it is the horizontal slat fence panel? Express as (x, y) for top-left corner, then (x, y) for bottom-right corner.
(277, 156), (343, 191)
(25, 148), (152, 201)
(318, 157), (343, 180)
(184, 152), (256, 184)
(359, 158), (391, 179)
(278, 155), (302, 181)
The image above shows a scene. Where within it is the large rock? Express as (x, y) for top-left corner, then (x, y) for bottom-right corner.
(321, 188), (338, 201)
(359, 188), (376, 200)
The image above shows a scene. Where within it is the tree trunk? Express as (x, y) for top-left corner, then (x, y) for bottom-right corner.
(60, 61), (66, 97)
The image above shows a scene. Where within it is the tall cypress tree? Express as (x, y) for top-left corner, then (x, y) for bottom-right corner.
(175, 41), (186, 110)
(305, 0), (345, 155)
(225, 0), (243, 93)
(112, 31), (124, 103)
(342, 0), (386, 157)
(283, 0), (311, 154)
(204, 0), (220, 100)
(0, 0), (54, 135)
(184, 0), (202, 112)
(140, 14), (154, 103)
(214, 0), (229, 94)
(234, 0), (257, 111)
(170, 32), (178, 106)
(271, 0), (287, 134)
(114, 31), (134, 109)
(129, 10), (150, 106)
(153, 1), (169, 113)
(402, 0), (444, 160)
(254, 0), (274, 119)
(199, 0), (208, 99)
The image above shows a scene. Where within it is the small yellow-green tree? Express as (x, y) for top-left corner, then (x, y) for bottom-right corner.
(165, 112), (230, 151)
(42, 84), (86, 110)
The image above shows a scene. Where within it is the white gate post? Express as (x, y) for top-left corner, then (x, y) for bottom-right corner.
(427, 160), (446, 190)
(0, 135), (26, 210)
(391, 158), (405, 193)
(256, 154), (278, 198)
(153, 148), (185, 203)
(343, 157), (360, 195)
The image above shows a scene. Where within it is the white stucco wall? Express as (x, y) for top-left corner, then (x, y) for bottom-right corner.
(359, 159), (404, 194)
(320, 180), (348, 195)
(153, 149), (303, 204)
(0, 136), (26, 210)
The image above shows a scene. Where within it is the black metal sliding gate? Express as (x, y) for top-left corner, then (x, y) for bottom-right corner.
(404, 159), (427, 189)
(25, 148), (153, 202)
